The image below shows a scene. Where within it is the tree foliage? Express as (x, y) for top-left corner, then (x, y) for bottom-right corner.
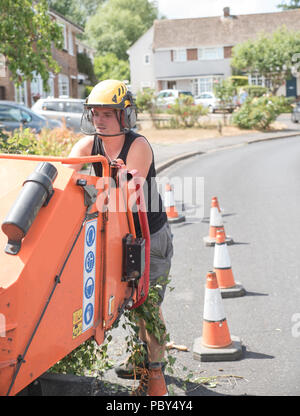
(231, 26), (300, 94)
(85, 0), (159, 60)
(77, 52), (98, 84)
(0, 0), (63, 88)
(277, 0), (300, 9)
(94, 53), (130, 82)
(47, 0), (105, 27)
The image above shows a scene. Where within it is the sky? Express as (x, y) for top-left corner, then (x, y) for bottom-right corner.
(156, 0), (284, 19)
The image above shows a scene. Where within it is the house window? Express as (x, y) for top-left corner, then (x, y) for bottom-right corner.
(58, 74), (69, 97)
(187, 49), (198, 61)
(249, 74), (272, 89)
(173, 49), (187, 62)
(48, 73), (55, 97)
(31, 72), (55, 100)
(68, 29), (74, 55)
(198, 47), (224, 60)
(193, 76), (223, 95)
(144, 54), (150, 65)
(0, 54), (6, 77)
(58, 23), (68, 50)
(15, 82), (27, 105)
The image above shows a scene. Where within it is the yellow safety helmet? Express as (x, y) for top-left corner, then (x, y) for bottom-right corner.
(81, 79), (137, 135)
(87, 80), (131, 108)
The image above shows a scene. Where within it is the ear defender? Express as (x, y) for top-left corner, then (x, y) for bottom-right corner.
(123, 91), (137, 129)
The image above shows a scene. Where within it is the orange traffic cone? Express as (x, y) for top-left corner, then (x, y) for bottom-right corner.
(212, 196), (221, 213)
(202, 271), (232, 348)
(164, 183), (185, 223)
(214, 229), (245, 298)
(203, 197), (233, 246)
(193, 271), (243, 362)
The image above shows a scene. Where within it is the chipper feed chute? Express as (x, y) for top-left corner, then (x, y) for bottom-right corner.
(0, 154), (150, 396)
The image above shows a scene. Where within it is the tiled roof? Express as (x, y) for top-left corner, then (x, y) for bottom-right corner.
(152, 10), (300, 49)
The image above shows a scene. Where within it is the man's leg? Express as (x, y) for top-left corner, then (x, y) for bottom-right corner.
(138, 307), (166, 362)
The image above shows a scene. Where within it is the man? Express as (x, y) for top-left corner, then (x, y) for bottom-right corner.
(68, 79), (173, 396)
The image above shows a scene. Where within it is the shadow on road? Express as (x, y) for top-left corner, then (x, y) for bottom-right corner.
(244, 290), (269, 297)
(244, 350), (274, 360)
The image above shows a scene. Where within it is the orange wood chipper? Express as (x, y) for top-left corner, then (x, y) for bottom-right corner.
(0, 154), (150, 396)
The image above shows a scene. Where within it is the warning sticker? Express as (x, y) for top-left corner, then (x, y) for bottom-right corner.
(82, 219), (97, 332)
(72, 309), (82, 339)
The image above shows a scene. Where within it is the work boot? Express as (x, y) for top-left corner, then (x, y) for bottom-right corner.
(114, 341), (148, 380)
(132, 362), (168, 396)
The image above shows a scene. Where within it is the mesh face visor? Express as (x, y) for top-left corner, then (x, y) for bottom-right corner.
(80, 106), (131, 136)
(80, 106), (97, 135)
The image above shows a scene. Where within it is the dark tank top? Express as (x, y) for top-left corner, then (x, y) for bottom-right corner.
(91, 131), (167, 237)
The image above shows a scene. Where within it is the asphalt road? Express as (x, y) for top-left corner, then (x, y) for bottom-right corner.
(158, 134), (300, 396)
(93, 134), (300, 397)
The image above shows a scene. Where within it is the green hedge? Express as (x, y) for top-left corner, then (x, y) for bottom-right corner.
(232, 95), (291, 130)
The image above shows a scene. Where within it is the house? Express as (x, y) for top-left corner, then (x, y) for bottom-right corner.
(128, 7), (300, 98)
(0, 9), (86, 107)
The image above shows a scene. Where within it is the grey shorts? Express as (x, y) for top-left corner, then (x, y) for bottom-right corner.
(149, 222), (174, 305)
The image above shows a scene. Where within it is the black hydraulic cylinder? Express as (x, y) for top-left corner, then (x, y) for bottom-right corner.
(1, 162), (58, 255)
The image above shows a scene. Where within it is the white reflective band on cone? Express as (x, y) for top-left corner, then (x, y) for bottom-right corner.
(213, 243), (231, 268)
(209, 207), (223, 226)
(203, 288), (226, 322)
(164, 190), (175, 207)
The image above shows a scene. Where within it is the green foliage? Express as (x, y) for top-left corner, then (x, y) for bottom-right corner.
(49, 339), (109, 376)
(167, 96), (208, 128)
(48, 0), (104, 27)
(232, 95), (287, 130)
(49, 277), (176, 380)
(0, 125), (81, 156)
(268, 95), (294, 113)
(0, 0), (63, 89)
(77, 52), (97, 84)
(122, 276), (175, 375)
(244, 85), (268, 98)
(214, 79), (236, 109)
(85, 0), (159, 60)
(135, 88), (156, 114)
(229, 76), (249, 87)
(84, 85), (94, 99)
(231, 26), (300, 94)
(277, 0), (300, 10)
(94, 53), (130, 82)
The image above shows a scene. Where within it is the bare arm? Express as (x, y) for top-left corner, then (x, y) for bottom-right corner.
(126, 136), (153, 180)
(66, 136), (94, 171)
(125, 137), (153, 211)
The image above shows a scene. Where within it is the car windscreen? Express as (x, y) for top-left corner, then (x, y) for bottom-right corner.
(180, 91), (193, 96)
(64, 102), (84, 113)
(42, 101), (83, 113)
(42, 101), (64, 112)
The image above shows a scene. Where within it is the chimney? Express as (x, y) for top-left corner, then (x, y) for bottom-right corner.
(223, 7), (230, 17)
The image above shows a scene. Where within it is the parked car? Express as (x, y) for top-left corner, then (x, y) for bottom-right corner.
(32, 98), (84, 132)
(155, 89), (194, 108)
(194, 92), (235, 113)
(0, 101), (62, 134)
(291, 102), (300, 123)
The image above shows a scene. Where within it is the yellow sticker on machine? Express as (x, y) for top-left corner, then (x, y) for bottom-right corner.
(72, 308), (83, 339)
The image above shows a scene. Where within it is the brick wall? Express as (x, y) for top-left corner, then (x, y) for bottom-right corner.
(0, 21), (81, 105)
